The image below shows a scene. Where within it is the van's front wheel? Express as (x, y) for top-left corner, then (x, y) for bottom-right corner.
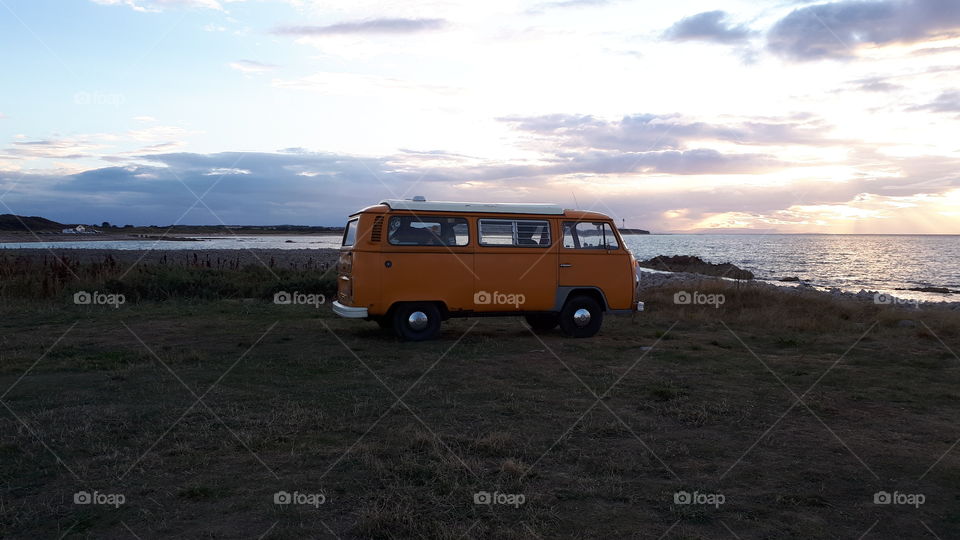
(559, 295), (603, 338)
(392, 303), (442, 341)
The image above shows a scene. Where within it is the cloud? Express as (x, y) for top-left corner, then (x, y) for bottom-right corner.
(2, 138), (109, 160)
(849, 76), (904, 92)
(499, 113), (841, 151)
(132, 116), (157, 123)
(0, 151), (411, 226)
(907, 89), (960, 112)
(273, 18), (447, 37)
(228, 59), (279, 74)
(768, 0), (960, 61)
(4, 146), (960, 233)
(530, 0), (615, 11)
(88, 0), (223, 12)
(663, 10), (753, 44)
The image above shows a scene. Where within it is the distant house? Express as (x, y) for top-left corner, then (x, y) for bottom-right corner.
(61, 225), (100, 235)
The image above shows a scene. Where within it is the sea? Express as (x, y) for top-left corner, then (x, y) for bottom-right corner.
(2, 234), (957, 302)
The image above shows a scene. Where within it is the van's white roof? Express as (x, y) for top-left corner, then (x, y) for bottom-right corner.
(379, 199), (564, 215)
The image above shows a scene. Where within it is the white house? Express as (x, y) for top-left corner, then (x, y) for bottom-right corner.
(61, 225), (98, 234)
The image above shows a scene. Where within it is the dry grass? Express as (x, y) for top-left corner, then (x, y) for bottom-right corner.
(0, 252), (336, 301)
(1, 283), (959, 538)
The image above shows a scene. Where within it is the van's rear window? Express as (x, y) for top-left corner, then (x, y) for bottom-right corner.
(342, 218), (358, 246)
(388, 216), (469, 246)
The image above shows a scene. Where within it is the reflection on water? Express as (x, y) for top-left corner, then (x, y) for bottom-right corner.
(1, 233), (957, 302)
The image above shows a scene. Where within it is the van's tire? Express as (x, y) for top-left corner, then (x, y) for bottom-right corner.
(559, 295), (603, 338)
(525, 313), (559, 332)
(392, 302), (442, 341)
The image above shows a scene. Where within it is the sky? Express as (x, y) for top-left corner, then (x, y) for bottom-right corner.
(1, 0), (959, 233)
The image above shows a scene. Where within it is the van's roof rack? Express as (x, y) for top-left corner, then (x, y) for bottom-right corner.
(380, 199), (564, 215)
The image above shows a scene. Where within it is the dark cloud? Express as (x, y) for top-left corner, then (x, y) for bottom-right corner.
(663, 10), (753, 44)
(768, 0), (960, 61)
(3, 146), (959, 232)
(0, 152), (413, 226)
(273, 18), (446, 37)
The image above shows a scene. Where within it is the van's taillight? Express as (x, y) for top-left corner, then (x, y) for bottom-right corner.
(337, 252), (354, 304)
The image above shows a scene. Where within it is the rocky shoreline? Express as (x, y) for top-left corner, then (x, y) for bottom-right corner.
(638, 269), (960, 311)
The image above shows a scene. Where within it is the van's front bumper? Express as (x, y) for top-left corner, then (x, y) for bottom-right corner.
(332, 301), (369, 319)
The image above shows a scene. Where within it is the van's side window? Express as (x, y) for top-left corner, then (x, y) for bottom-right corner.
(388, 216), (469, 246)
(563, 222), (619, 250)
(342, 218), (358, 247)
(478, 219), (551, 247)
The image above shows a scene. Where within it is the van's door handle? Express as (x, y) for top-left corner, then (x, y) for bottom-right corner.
(560, 263), (572, 268)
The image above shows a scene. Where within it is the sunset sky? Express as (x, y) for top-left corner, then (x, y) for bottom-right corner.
(1, 0), (959, 232)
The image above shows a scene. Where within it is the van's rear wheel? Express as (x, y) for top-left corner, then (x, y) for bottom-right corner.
(392, 303), (442, 341)
(525, 313), (559, 332)
(559, 295), (603, 338)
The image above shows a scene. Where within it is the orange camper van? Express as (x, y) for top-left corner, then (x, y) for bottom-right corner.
(332, 198), (643, 340)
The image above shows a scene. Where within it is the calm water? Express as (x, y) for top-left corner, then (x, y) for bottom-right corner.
(2, 234), (957, 301)
(623, 234), (959, 302)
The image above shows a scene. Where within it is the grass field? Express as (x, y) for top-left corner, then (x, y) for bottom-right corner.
(1, 277), (960, 538)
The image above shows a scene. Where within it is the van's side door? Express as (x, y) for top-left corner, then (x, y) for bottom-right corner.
(473, 217), (558, 312)
(558, 221), (632, 310)
(379, 213), (476, 312)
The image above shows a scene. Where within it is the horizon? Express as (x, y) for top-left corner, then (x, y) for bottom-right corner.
(2, 0), (960, 233)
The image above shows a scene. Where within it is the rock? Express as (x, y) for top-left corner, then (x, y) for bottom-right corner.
(636, 255), (754, 280)
(896, 320), (917, 328)
(905, 286), (956, 294)
(780, 276), (801, 282)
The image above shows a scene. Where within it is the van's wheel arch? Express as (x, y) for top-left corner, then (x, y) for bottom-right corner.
(391, 302), (442, 341)
(559, 295), (604, 338)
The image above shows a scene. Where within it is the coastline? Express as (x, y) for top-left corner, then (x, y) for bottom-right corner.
(3, 247), (956, 310)
(0, 231), (343, 243)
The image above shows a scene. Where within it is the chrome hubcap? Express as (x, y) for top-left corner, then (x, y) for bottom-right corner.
(408, 311), (429, 330)
(573, 308), (591, 327)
